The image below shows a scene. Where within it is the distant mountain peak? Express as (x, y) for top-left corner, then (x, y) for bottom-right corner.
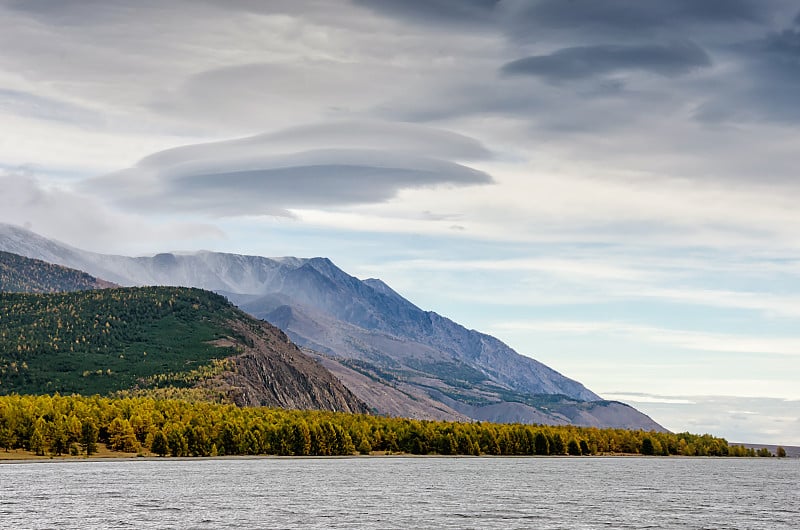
(363, 277), (408, 301)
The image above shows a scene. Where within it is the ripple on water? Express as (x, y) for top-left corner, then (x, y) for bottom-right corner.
(0, 457), (798, 529)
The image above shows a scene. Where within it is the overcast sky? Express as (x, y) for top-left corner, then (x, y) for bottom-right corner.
(1, 0), (799, 445)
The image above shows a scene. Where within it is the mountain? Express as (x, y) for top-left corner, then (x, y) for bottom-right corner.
(0, 250), (117, 293)
(0, 223), (664, 430)
(0, 285), (367, 413)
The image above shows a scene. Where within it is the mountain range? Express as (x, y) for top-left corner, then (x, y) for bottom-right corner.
(0, 223), (664, 431)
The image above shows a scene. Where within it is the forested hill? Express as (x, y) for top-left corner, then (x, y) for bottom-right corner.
(0, 286), (368, 414)
(0, 250), (116, 293)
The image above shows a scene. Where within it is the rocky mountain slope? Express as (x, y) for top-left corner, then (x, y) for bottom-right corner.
(0, 284), (367, 413)
(0, 223), (664, 430)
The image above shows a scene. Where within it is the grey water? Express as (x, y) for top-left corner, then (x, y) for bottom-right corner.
(1, 456), (797, 529)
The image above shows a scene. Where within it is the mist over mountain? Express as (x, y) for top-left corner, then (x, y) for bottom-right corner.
(0, 223), (664, 431)
(0, 250), (117, 293)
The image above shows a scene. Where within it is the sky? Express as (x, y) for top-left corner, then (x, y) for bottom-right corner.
(1, 0), (799, 445)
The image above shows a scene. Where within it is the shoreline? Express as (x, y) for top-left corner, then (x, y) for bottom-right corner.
(3, 450), (792, 464)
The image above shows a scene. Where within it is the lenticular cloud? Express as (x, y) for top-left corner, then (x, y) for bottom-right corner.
(86, 121), (494, 216)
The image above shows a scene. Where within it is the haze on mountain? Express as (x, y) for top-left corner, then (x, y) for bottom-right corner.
(0, 250), (117, 293)
(0, 257), (367, 413)
(0, 223), (663, 431)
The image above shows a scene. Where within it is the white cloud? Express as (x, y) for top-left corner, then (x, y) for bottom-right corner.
(603, 392), (695, 404)
(0, 171), (223, 254)
(607, 393), (800, 445)
(493, 320), (800, 357)
(632, 287), (800, 319)
(357, 250), (800, 321)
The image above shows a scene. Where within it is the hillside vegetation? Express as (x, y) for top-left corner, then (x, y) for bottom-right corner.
(0, 287), (239, 395)
(0, 394), (763, 458)
(0, 251), (115, 293)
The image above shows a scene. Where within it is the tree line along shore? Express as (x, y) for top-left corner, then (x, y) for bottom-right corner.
(0, 394), (780, 459)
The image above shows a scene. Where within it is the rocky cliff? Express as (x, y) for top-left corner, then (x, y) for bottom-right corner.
(209, 318), (369, 413)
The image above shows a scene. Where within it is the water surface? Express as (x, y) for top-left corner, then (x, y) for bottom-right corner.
(1, 456), (797, 529)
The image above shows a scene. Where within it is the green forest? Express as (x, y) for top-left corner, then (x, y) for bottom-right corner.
(0, 251), (111, 293)
(0, 287), (240, 395)
(0, 394), (766, 458)
(0, 282), (779, 460)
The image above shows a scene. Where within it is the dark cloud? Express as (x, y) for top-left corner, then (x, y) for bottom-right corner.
(2, 0), (165, 26)
(759, 27), (800, 56)
(519, 0), (764, 33)
(501, 42), (711, 81)
(3, 0), (800, 201)
(353, 0), (799, 134)
(355, 0), (770, 42)
(86, 122), (493, 216)
(164, 160), (488, 213)
(379, 68), (682, 133)
(695, 27), (800, 124)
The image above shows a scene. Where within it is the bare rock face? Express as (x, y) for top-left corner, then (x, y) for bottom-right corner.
(307, 351), (472, 422)
(207, 318), (369, 414)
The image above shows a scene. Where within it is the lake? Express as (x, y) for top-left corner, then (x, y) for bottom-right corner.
(1, 456), (797, 529)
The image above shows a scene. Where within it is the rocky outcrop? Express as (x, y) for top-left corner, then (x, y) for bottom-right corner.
(307, 351), (472, 422)
(206, 318), (369, 414)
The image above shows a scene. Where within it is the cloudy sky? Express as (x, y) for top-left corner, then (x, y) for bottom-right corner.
(2, 0), (799, 445)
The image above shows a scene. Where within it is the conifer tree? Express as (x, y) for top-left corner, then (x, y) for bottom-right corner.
(80, 421), (98, 456)
(151, 430), (168, 457)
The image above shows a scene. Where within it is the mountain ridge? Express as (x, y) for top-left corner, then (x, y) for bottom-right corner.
(0, 223), (664, 431)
